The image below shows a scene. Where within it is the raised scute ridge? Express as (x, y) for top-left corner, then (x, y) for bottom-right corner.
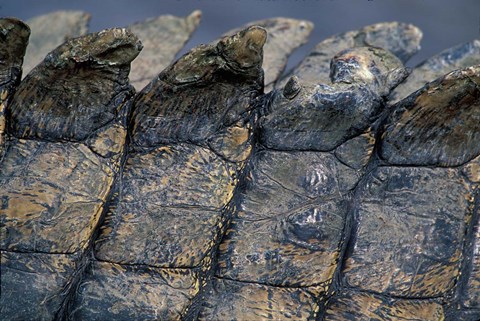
(277, 21), (421, 87)
(131, 26), (266, 147)
(0, 18), (30, 151)
(220, 17), (314, 89)
(22, 10), (91, 76)
(128, 10), (202, 90)
(8, 28), (142, 141)
(0, 18), (31, 72)
(380, 65), (480, 167)
(260, 47), (407, 151)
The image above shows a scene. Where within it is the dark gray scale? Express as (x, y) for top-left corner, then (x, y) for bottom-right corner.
(461, 156), (480, 305)
(69, 26), (267, 320)
(449, 187), (480, 320)
(343, 167), (471, 295)
(0, 28), (141, 320)
(338, 65), (480, 320)
(260, 46), (408, 151)
(0, 18), (30, 154)
(276, 21), (422, 88)
(390, 39), (480, 104)
(198, 46), (408, 320)
(454, 166), (480, 320)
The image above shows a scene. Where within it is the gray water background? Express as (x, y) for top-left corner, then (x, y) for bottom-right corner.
(2, 0), (479, 74)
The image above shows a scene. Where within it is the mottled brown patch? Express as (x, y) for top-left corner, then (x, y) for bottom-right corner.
(1, 140), (114, 253)
(199, 278), (320, 321)
(0, 251), (79, 320)
(343, 166), (472, 297)
(94, 142), (241, 269)
(71, 261), (200, 320)
(120, 144), (237, 209)
(323, 291), (444, 320)
(87, 123), (127, 159)
(208, 121), (253, 162)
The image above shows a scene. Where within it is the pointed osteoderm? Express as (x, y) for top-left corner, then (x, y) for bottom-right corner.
(132, 26), (267, 147)
(8, 28), (142, 141)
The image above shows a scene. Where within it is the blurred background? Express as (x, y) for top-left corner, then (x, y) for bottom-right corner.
(2, 0), (479, 71)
